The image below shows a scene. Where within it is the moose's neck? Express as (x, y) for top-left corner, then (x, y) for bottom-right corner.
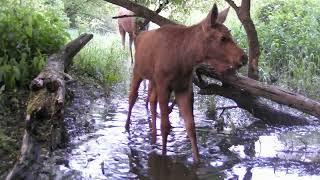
(181, 24), (205, 67)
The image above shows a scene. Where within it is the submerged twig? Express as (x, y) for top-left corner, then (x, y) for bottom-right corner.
(217, 106), (239, 118)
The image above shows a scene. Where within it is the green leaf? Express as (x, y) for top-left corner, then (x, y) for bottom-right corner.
(26, 15), (33, 38)
(13, 66), (21, 81)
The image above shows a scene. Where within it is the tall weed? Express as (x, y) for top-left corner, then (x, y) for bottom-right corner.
(72, 32), (129, 87)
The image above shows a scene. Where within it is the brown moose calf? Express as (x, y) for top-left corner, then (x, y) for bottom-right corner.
(126, 4), (247, 163)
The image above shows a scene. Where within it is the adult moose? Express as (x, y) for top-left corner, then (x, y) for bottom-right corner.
(117, 7), (149, 64)
(126, 4), (247, 163)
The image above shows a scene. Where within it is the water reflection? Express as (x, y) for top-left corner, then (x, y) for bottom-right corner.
(61, 81), (320, 179)
(232, 166), (320, 180)
(133, 151), (199, 180)
(229, 126), (320, 163)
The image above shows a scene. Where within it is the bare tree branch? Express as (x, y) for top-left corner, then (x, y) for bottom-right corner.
(103, 0), (176, 26)
(224, 0), (239, 11)
(139, 0), (169, 30)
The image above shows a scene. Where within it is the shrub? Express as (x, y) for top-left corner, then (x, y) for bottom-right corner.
(0, 0), (69, 90)
(228, 0), (320, 98)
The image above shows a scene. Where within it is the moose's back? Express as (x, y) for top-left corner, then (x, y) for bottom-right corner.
(134, 24), (197, 84)
(117, 7), (135, 33)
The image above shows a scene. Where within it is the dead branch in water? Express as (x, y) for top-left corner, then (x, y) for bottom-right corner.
(216, 106), (239, 110)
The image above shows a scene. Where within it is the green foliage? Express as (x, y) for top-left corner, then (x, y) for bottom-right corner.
(0, 0), (69, 90)
(228, 0), (320, 98)
(167, 0), (220, 24)
(72, 31), (129, 87)
(65, 0), (219, 33)
(135, 0), (219, 24)
(63, 0), (118, 33)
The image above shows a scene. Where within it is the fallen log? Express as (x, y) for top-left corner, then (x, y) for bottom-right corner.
(194, 66), (319, 125)
(6, 33), (93, 180)
(105, 0), (320, 123)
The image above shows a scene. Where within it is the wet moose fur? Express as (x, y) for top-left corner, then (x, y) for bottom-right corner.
(126, 4), (247, 163)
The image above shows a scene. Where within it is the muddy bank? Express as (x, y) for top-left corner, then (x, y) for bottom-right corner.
(0, 89), (28, 178)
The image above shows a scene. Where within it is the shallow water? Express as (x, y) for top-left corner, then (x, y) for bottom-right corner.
(59, 80), (320, 180)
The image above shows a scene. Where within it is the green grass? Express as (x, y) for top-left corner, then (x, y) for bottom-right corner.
(70, 30), (130, 87)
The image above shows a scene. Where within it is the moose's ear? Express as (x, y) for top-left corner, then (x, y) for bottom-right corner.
(202, 3), (219, 32)
(217, 7), (230, 24)
(210, 4), (219, 27)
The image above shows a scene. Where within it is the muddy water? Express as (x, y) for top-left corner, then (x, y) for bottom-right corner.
(60, 80), (320, 180)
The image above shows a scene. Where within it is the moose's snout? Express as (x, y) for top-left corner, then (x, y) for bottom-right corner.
(234, 54), (248, 69)
(241, 54), (248, 66)
(225, 54), (248, 75)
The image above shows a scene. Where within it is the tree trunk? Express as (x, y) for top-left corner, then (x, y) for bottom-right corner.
(104, 0), (320, 122)
(6, 33), (93, 180)
(225, 0), (260, 80)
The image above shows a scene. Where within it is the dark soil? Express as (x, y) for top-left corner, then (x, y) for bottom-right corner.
(0, 89), (29, 178)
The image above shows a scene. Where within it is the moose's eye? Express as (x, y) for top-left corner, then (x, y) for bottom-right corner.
(221, 36), (228, 42)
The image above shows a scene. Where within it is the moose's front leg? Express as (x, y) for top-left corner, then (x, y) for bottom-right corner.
(175, 87), (200, 163)
(157, 86), (171, 156)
